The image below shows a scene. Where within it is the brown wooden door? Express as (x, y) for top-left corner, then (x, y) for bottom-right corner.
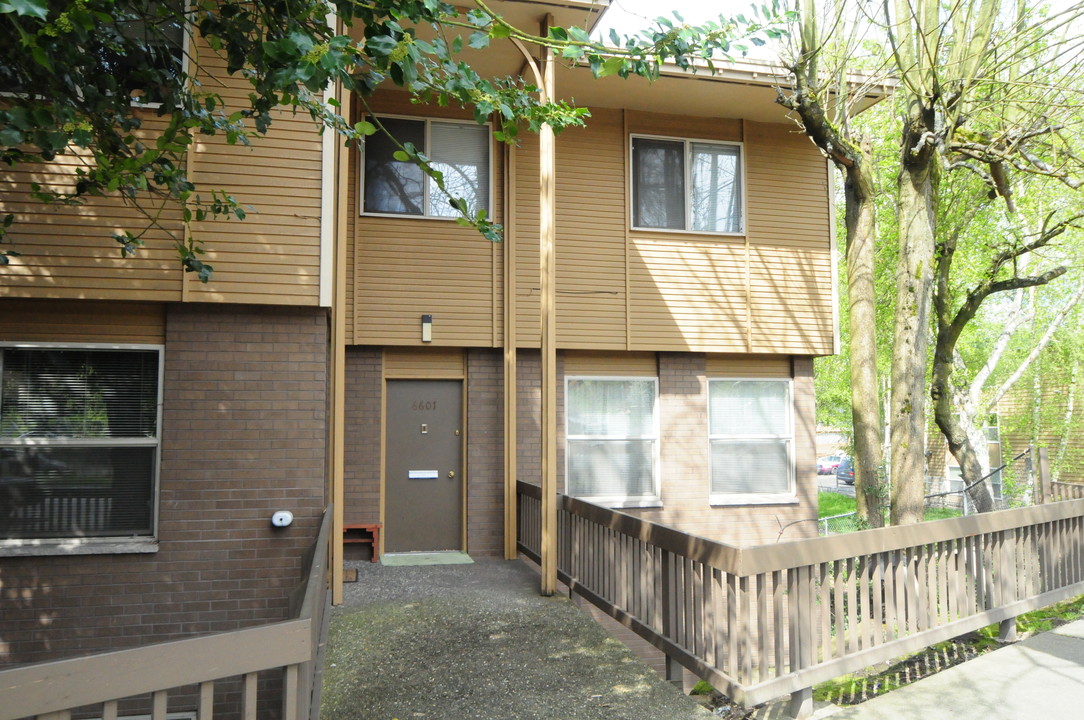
(385, 380), (463, 552)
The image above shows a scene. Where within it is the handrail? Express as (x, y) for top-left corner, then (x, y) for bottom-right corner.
(0, 505), (333, 720)
(518, 479), (1084, 716)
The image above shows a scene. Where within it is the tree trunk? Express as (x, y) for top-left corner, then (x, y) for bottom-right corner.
(890, 114), (939, 526)
(931, 339), (995, 514)
(844, 138), (886, 528)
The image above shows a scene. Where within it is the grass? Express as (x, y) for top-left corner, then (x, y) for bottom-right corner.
(813, 593), (1084, 706)
(817, 492), (964, 528)
(818, 492), (857, 518)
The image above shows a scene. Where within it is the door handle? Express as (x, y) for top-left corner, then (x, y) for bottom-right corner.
(448, 471), (456, 479)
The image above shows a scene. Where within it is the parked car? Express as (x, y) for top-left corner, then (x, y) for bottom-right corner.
(817, 455), (844, 475)
(835, 457), (855, 485)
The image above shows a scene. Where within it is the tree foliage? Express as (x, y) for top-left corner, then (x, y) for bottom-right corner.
(0, 0), (791, 278)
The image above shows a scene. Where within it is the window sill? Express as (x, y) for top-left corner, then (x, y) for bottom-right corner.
(630, 226), (745, 239)
(0, 537), (159, 557)
(709, 494), (799, 507)
(359, 211), (470, 222)
(576, 497), (663, 510)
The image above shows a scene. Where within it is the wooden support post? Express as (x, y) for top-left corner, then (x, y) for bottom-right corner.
(503, 141), (518, 560)
(538, 15), (558, 597)
(660, 551), (682, 686)
(788, 687), (813, 720)
(998, 617), (1018, 643)
(330, 84), (351, 605)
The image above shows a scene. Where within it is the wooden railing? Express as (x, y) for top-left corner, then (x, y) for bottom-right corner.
(0, 506), (333, 720)
(1051, 481), (1084, 501)
(518, 482), (1084, 717)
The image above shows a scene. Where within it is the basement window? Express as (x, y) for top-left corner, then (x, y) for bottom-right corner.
(708, 379), (795, 505)
(0, 345), (162, 549)
(565, 377), (660, 508)
(361, 116), (492, 219)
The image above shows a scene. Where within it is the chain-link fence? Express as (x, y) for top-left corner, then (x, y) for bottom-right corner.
(819, 449), (1041, 536)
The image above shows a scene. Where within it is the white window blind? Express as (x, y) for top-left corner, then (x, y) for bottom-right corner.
(566, 378), (658, 501)
(709, 380), (793, 498)
(0, 347), (160, 540)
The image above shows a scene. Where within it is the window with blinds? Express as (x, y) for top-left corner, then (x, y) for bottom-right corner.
(0, 346), (161, 540)
(362, 116), (491, 218)
(565, 377), (659, 505)
(631, 135), (743, 233)
(708, 379), (794, 502)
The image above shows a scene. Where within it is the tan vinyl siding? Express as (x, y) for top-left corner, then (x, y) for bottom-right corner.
(184, 38), (324, 305)
(744, 121), (834, 355)
(705, 354), (791, 378)
(353, 93), (504, 348)
(383, 347), (466, 378)
(628, 234), (749, 352)
(0, 114), (184, 300)
(0, 300), (166, 344)
(563, 351), (656, 376)
(553, 109), (627, 349)
(353, 97), (834, 356)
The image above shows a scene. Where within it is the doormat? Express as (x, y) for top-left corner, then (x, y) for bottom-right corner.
(381, 552), (474, 567)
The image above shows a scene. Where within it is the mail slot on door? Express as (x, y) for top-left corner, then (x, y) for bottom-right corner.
(408, 470), (440, 479)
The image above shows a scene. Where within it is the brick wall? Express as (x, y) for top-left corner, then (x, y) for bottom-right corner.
(0, 303), (328, 667)
(343, 347), (382, 526)
(466, 349), (503, 556)
(515, 351), (817, 547)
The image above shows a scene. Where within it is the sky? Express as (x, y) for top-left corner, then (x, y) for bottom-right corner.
(595, 0), (762, 36)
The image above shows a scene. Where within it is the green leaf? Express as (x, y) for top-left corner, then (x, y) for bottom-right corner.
(392, 150), (410, 162)
(0, 0), (48, 20)
(596, 57), (625, 78)
(354, 120), (377, 136)
(468, 31), (490, 50)
(490, 23), (511, 40)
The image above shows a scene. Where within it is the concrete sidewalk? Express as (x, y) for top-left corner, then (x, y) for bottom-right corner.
(822, 619), (1084, 720)
(320, 557), (712, 720)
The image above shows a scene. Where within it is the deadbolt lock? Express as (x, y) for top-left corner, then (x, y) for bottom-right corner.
(448, 471), (456, 479)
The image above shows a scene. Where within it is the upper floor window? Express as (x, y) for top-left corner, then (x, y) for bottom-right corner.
(362, 116), (491, 218)
(565, 377), (659, 506)
(708, 379), (793, 503)
(0, 346), (161, 542)
(631, 135), (743, 234)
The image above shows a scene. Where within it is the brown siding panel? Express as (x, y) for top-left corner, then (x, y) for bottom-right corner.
(0, 115), (183, 301)
(184, 40), (324, 306)
(745, 122), (833, 355)
(0, 300), (166, 344)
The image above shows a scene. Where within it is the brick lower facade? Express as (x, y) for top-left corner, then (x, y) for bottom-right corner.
(0, 303), (328, 667)
(341, 347), (816, 558)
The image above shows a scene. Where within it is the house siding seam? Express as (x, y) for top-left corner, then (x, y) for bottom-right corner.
(0, 303), (328, 668)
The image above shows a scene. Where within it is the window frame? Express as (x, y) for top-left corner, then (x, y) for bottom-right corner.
(707, 377), (797, 506)
(0, 341), (164, 555)
(629, 133), (746, 236)
(564, 375), (662, 508)
(358, 113), (494, 221)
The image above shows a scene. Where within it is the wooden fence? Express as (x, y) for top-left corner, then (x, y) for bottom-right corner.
(0, 507), (333, 720)
(518, 483), (1084, 717)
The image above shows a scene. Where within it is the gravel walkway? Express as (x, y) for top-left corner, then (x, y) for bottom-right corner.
(321, 557), (713, 720)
